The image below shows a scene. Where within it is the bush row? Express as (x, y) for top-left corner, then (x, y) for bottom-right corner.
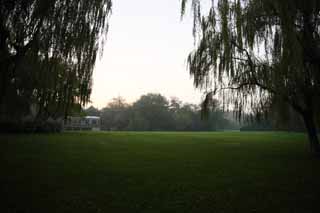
(0, 120), (63, 133)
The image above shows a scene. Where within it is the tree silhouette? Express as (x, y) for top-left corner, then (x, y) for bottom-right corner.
(0, 0), (112, 122)
(181, 0), (320, 155)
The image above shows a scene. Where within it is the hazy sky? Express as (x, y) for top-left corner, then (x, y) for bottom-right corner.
(91, 0), (204, 109)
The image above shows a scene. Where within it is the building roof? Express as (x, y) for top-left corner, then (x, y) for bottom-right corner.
(85, 116), (101, 120)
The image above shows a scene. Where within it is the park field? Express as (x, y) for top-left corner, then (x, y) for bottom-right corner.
(1, 132), (319, 212)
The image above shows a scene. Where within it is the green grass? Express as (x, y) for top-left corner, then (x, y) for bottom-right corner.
(1, 132), (319, 213)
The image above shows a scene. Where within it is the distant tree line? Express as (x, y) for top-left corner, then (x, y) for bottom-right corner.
(240, 101), (306, 132)
(85, 93), (239, 131)
(85, 93), (307, 132)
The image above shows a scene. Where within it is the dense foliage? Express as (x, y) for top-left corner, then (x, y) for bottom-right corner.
(181, 0), (320, 154)
(0, 0), (112, 125)
(85, 94), (239, 131)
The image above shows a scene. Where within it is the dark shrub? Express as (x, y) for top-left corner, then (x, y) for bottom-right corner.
(0, 120), (62, 133)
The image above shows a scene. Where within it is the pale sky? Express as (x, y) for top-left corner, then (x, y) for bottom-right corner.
(91, 0), (204, 109)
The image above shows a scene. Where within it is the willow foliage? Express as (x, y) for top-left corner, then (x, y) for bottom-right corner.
(0, 0), (112, 120)
(181, 0), (320, 121)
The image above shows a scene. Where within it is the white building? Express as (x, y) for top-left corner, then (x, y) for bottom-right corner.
(64, 116), (101, 131)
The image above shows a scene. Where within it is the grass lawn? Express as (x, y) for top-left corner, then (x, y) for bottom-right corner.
(1, 131), (319, 212)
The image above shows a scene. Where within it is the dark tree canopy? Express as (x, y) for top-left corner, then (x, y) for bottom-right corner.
(131, 94), (173, 131)
(0, 0), (112, 122)
(98, 94), (238, 131)
(100, 96), (130, 131)
(181, 0), (320, 154)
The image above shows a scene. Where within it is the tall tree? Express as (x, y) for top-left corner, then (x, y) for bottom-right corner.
(181, 0), (320, 155)
(0, 0), (112, 122)
(101, 96), (130, 130)
(131, 93), (174, 131)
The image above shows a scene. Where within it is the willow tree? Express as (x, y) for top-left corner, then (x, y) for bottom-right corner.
(181, 0), (320, 155)
(0, 0), (112, 121)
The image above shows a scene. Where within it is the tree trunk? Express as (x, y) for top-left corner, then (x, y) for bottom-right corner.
(302, 111), (320, 156)
(0, 60), (10, 106)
